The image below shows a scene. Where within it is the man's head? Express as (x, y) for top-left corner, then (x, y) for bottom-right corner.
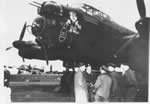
(108, 66), (115, 72)
(100, 69), (107, 74)
(86, 64), (92, 74)
(79, 65), (86, 72)
(69, 11), (78, 22)
(99, 66), (107, 74)
(120, 64), (130, 75)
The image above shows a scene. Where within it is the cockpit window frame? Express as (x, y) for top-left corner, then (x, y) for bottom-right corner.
(79, 3), (110, 20)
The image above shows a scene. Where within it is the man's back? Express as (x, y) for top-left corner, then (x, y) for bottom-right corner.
(94, 74), (112, 101)
(110, 69), (138, 102)
(109, 71), (123, 101)
(122, 69), (138, 101)
(124, 69), (137, 87)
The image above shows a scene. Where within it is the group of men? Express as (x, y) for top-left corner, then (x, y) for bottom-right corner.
(94, 63), (138, 102)
(60, 63), (138, 102)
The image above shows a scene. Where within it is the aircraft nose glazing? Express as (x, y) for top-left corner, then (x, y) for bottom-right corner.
(31, 16), (46, 37)
(31, 16), (58, 37)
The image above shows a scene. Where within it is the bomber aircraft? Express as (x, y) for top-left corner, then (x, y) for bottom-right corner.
(7, 0), (149, 102)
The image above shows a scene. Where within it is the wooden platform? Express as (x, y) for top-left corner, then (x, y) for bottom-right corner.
(9, 74), (75, 102)
(8, 74), (148, 102)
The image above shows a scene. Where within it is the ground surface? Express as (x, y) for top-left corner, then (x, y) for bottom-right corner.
(10, 85), (75, 102)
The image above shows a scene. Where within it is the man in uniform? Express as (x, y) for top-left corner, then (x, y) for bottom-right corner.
(119, 64), (138, 102)
(94, 66), (112, 102)
(94, 63), (138, 102)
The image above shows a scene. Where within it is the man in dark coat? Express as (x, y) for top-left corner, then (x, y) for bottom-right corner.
(119, 64), (138, 102)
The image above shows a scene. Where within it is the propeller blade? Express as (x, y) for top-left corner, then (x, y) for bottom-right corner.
(136, 0), (146, 18)
(5, 46), (13, 51)
(33, 1), (42, 6)
(19, 22), (27, 40)
(29, 3), (40, 8)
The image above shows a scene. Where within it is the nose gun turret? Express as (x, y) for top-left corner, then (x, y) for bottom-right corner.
(37, 1), (63, 18)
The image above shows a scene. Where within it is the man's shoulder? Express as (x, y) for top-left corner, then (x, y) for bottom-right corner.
(126, 69), (136, 77)
(98, 73), (112, 79)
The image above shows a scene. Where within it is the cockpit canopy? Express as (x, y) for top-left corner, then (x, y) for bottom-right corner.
(72, 3), (110, 19)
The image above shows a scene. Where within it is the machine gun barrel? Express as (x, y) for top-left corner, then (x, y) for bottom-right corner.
(33, 1), (42, 6)
(29, 3), (40, 8)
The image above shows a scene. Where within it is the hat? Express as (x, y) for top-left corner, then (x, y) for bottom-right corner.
(114, 67), (123, 73)
(78, 62), (85, 67)
(120, 64), (129, 75)
(100, 69), (106, 74)
(120, 64), (129, 71)
(100, 65), (110, 73)
(107, 63), (117, 67)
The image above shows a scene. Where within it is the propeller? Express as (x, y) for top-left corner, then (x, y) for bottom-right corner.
(5, 22), (27, 52)
(115, 0), (149, 58)
(136, 0), (146, 18)
(19, 22), (27, 62)
(19, 22), (27, 41)
(135, 0), (149, 36)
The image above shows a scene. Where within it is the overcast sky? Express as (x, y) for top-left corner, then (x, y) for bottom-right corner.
(0, 0), (150, 70)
